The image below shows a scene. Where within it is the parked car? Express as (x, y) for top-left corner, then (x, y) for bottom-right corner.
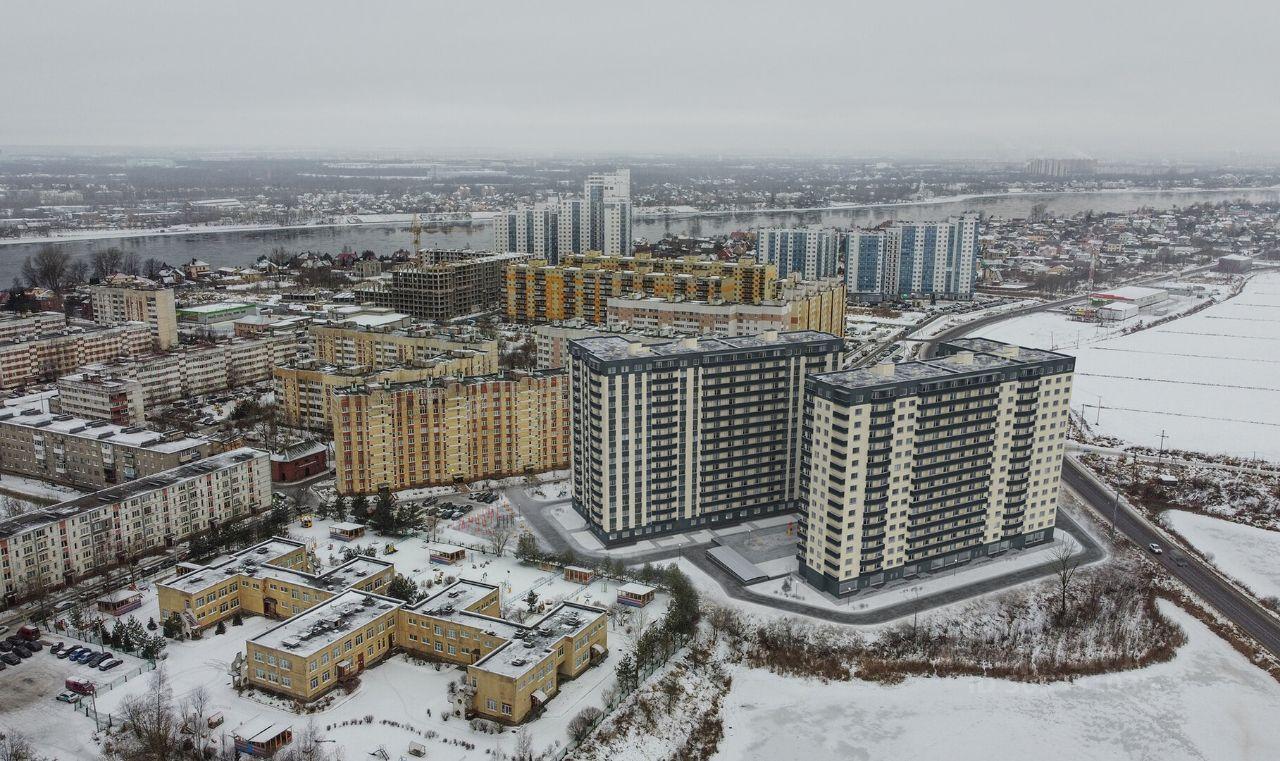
(73, 649), (95, 663)
(86, 653), (109, 668)
(0, 641), (11, 653)
(99, 659), (123, 671)
(0, 625), (8, 635)
(1148, 542), (1163, 554)
(60, 646), (84, 659)
(1, 653), (21, 665)
(49, 642), (65, 654)
(55, 691), (81, 704)
(64, 677), (96, 695)
(16, 625), (40, 641)
(13, 646), (32, 659)
(26, 640), (42, 652)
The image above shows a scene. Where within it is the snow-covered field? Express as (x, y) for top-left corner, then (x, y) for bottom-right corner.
(975, 271), (1280, 460)
(1163, 510), (1280, 600)
(712, 601), (1280, 761)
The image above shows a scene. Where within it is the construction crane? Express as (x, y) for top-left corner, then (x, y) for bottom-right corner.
(409, 212), (423, 256)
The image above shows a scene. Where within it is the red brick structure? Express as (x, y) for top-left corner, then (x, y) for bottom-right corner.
(270, 441), (328, 483)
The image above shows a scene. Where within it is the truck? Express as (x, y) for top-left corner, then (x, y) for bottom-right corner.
(65, 677), (96, 695)
(17, 625), (40, 641)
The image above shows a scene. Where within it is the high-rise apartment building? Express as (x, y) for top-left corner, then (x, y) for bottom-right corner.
(355, 251), (529, 321)
(844, 213), (981, 301)
(1024, 158), (1097, 177)
(797, 337), (1074, 596)
(583, 169), (631, 256)
(754, 228), (840, 280)
(493, 202), (560, 263)
(332, 370), (569, 495)
(87, 275), (180, 350)
(568, 331), (843, 545)
(505, 253), (779, 324)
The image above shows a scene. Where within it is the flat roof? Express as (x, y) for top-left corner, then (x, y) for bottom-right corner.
(407, 579), (497, 618)
(1090, 286), (1167, 300)
(0, 448), (265, 540)
(470, 602), (605, 679)
(178, 302), (253, 313)
(570, 330), (839, 362)
(251, 589), (402, 656)
(0, 399), (208, 454)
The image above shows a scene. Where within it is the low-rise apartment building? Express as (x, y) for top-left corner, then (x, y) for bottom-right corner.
(0, 311), (66, 341)
(0, 448), (270, 602)
(0, 398), (210, 490)
(0, 321), (152, 390)
(87, 275), (179, 350)
(568, 330), (844, 545)
(505, 253), (779, 324)
(332, 370), (569, 495)
(797, 337), (1074, 596)
(55, 370), (147, 425)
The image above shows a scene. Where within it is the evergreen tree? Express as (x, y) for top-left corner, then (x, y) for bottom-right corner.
(615, 652), (638, 694)
(395, 501), (423, 533)
(332, 495), (347, 521)
(147, 617), (157, 631)
(524, 589), (540, 613)
(215, 620), (227, 635)
(162, 612), (182, 639)
(316, 497), (330, 520)
(351, 494), (369, 522)
(386, 574), (419, 603)
(515, 533), (541, 563)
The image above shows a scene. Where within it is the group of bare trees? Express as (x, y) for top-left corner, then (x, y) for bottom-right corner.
(14, 245), (165, 293)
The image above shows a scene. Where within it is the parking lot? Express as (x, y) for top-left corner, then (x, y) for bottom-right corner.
(0, 638), (146, 717)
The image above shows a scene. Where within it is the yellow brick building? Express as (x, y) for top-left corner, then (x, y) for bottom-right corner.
(506, 253), (780, 324)
(309, 324), (498, 370)
(331, 370), (569, 495)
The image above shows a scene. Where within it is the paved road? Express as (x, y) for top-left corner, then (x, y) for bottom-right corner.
(919, 274), (1280, 659)
(506, 486), (1107, 624)
(1063, 459), (1280, 658)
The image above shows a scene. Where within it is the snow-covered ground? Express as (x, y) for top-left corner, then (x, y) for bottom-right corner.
(17, 515), (668, 760)
(712, 601), (1280, 761)
(1163, 510), (1280, 600)
(975, 271), (1280, 460)
(0, 473), (86, 503)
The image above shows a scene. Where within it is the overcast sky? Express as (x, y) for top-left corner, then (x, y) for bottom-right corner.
(3, 0), (1277, 160)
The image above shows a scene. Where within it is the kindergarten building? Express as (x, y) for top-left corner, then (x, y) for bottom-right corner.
(158, 538), (608, 724)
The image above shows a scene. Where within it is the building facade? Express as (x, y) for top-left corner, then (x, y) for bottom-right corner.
(87, 276), (179, 350)
(0, 448), (270, 602)
(606, 276), (846, 338)
(506, 254), (779, 325)
(355, 251), (529, 321)
(55, 370), (147, 425)
(0, 398), (210, 490)
(0, 321), (152, 391)
(754, 228), (840, 280)
(308, 323), (497, 372)
(797, 338), (1074, 596)
(568, 331), (843, 545)
(493, 202), (560, 263)
(844, 214), (981, 301)
(0, 311), (65, 342)
(332, 370), (569, 495)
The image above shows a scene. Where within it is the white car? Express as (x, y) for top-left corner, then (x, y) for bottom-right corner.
(55, 691), (81, 704)
(1148, 543), (1163, 555)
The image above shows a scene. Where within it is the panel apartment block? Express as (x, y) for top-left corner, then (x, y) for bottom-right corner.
(844, 213), (981, 301)
(798, 337), (1074, 596)
(87, 275), (180, 350)
(569, 330), (843, 545)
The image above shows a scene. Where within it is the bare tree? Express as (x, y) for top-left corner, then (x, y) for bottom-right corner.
(423, 512), (441, 543)
(20, 246), (72, 290)
(106, 666), (181, 761)
(90, 248), (126, 280)
(489, 522), (515, 556)
(179, 685), (212, 755)
(0, 728), (46, 761)
(1052, 538), (1082, 620)
(277, 718), (341, 761)
(512, 725), (534, 761)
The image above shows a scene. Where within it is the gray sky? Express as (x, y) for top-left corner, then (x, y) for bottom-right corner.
(3, 0), (1277, 159)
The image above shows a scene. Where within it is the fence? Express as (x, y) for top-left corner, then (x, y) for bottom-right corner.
(73, 657), (157, 731)
(547, 628), (693, 761)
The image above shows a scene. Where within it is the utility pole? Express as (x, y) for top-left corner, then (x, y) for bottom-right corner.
(1158, 429), (1168, 459)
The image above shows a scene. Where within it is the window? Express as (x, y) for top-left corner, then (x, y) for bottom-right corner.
(502, 703), (512, 716)
(310, 677), (319, 689)
(487, 699), (497, 711)
(435, 642), (443, 652)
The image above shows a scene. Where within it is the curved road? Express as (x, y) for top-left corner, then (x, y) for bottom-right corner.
(920, 277), (1280, 659)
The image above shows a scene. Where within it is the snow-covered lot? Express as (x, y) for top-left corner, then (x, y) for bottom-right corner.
(975, 271), (1280, 460)
(712, 601), (1280, 761)
(1163, 510), (1280, 600)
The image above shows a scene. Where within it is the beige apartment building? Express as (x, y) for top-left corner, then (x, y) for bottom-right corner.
(0, 321), (152, 390)
(0, 398), (210, 490)
(0, 448), (270, 602)
(274, 353), (496, 432)
(332, 370), (569, 495)
(798, 337), (1075, 596)
(606, 275), (846, 338)
(532, 323), (672, 370)
(55, 370), (147, 425)
(87, 275), (180, 350)
(568, 330), (844, 545)
(505, 253), (780, 324)
(309, 322), (498, 371)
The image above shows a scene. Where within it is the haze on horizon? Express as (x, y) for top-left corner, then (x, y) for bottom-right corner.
(3, 0), (1278, 161)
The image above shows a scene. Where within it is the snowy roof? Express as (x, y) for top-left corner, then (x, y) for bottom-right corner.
(618, 583), (655, 596)
(1090, 286), (1167, 300)
(470, 602), (605, 679)
(251, 589), (402, 656)
(329, 521), (365, 532)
